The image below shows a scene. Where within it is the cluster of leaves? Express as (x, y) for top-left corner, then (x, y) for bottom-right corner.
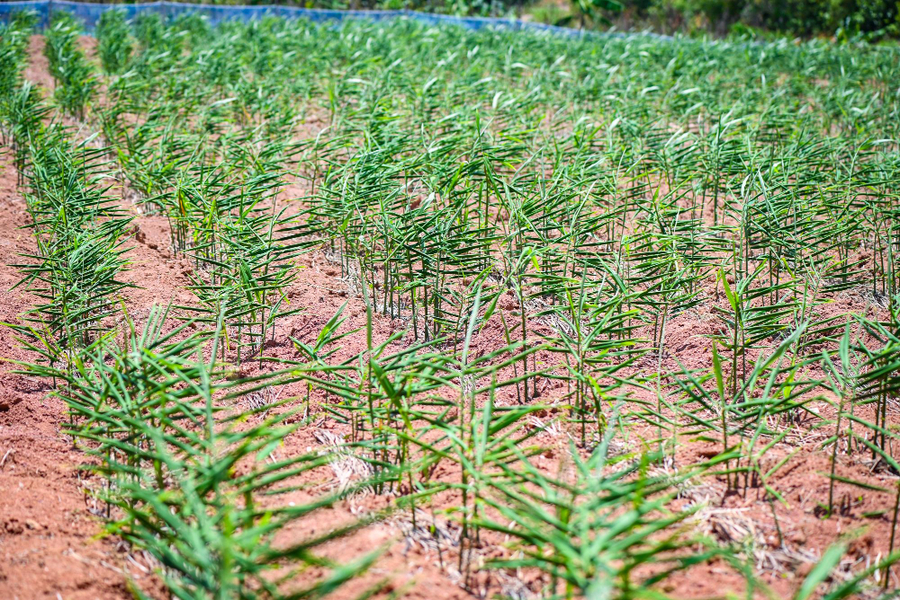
(609, 0), (900, 39)
(25, 308), (384, 600)
(96, 11), (310, 363)
(44, 11), (96, 119)
(0, 12), (40, 183)
(95, 9), (132, 75)
(1, 76), (131, 369)
(0, 11), (34, 113)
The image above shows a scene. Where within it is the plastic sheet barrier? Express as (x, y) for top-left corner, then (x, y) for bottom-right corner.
(0, 0), (665, 41)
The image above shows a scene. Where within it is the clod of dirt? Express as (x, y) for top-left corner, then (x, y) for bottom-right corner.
(0, 398), (20, 412)
(4, 519), (25, 534)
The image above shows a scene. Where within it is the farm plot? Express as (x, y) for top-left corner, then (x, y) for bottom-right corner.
(1, 8), (900, 600)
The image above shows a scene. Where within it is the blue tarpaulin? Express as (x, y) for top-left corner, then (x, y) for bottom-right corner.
(0, 0), (655, 40)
